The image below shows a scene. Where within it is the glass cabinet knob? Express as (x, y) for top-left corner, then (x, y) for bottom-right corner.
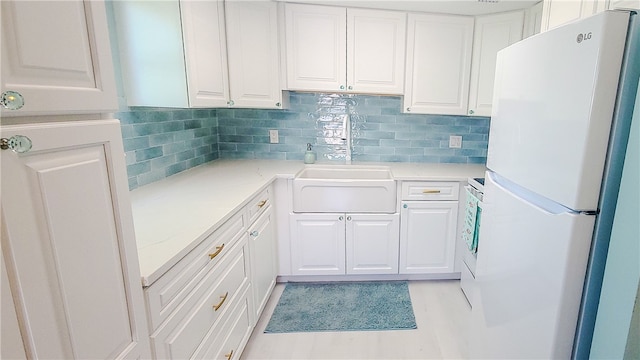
(339, 85), (345, 90)
(1, 135), (32, 153)
(469, 109), (475, 115)
(1, 91), (25, 110)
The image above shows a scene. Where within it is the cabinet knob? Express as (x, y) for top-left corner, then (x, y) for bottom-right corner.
(468, 109), (475, 115)
(346, 216), (352, 221)
(1, 91), (25, 110)
(339, 85), (345, 90)
(339, 216), (344, 221)
(250, 230), (259, 237)
(348, 86), (353, 90)
(227, 100), (235, 107)
(0, 135), (32, 153)
(276, 102), (281, 107)
(406, 107), (411, 112)
(403, 204), (408, 209)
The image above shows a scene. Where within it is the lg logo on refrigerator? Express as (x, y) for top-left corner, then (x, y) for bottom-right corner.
(576, 32), (593, 43)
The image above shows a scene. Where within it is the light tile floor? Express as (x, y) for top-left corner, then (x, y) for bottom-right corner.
(241, 280), (471, 360)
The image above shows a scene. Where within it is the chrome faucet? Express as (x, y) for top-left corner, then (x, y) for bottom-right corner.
(342, 114), (352, 164)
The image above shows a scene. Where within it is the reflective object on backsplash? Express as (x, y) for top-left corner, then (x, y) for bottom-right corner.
(312, 93), (363, 161)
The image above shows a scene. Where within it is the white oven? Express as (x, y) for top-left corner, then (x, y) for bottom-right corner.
(460, 177), (483, 305)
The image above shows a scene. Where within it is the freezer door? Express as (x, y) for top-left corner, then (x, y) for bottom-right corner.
(487, 11), (629, 211)
(469, 172), (596, 359)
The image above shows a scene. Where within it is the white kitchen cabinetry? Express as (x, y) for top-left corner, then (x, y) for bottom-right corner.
(346, 214), (400, 275)
(247, 192), (278, 321)
(399, 182), (460, 274)
(113, 0), (285, 109)
(541, 0), (607, 31)
(1, 120), (151, 359)
(143, 185), (275, 359)
(144, 210), (252, 359)
(1, 0), (117, 116)
(290, 213), (399, 276)
(284, 4), (406, 94)
(404, 13), (474, 115)
(468, 11), (524, 117)
(608, 0), (640, 9)
(524, 1), (544, 38)
(290, 213), (346, 275)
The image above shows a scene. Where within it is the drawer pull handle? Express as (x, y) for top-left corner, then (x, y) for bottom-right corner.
(208, 244), (225, 260)
(213, 292), (229, 311)
(422, 189), (441, 194)
(225, 350), (234, 360)
(257, 200), (267, 208)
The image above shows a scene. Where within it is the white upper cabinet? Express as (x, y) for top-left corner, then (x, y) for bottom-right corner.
(468, 11), (524, 117)
(284, 3), (406, 94)
(404, 13), (474, 115)
(524, 1), (544, 38)
(285, 4), (346, 92)
(1, 0), (117, 116)
(347, 9), (407, 94)
(541, 0), (607, 31)
(608, 0), (640, 9)
(226, 2), (285, 108)
(180, 0), (230, 108)
(113, 0), (285, 109)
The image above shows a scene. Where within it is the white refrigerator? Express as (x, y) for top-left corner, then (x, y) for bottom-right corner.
(469, 10), (640, 359)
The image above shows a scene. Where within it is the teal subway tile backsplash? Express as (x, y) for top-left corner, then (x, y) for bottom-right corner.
(119, 92), (489, 190)
(118, 108), (218, 190)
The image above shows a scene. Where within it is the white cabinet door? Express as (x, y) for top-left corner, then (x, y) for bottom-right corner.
(399, 201), (458, 274)
(404, 14), (474, 115)
(285, 3), (347, 92)
(608, 0), (640, 9)
(290, 213), (346, 275)
(1, 253), (26, 360)
(1, 0), (117, 116)
(347, 8), (406, 95)
(468, 11), (524, 117)
(524, 1), (544, 38)
(248, 207), (277, 321)
(181, 0), (230, 108)
(346, 214), (400, 275)
(541, 0), (607, 31)
(0, 120), (151, 359)
(225, 2), (284, 109)
(114, 0), (228, 108)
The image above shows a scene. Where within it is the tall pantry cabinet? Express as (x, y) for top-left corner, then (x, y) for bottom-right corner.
(1, 121), (151, 359)
(1, 1), (151, 358)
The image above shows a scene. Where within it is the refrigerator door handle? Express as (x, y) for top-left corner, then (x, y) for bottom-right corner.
(488, 172), (581, 215)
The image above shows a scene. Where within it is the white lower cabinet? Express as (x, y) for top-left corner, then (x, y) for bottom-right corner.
(1, 120), (151, 359)
(399, 182), (460, 274)
(248, 206), (278, 321)
(143, 186), (276, 359)
(290, 213), (399, 276)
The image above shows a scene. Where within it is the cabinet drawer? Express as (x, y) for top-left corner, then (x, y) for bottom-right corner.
(401, 181), (460, 201)
(150, 243), (249, 359)
(248, 187), (271, 225)
(145, 211), (247, 331)
(192, 287), (252, 360)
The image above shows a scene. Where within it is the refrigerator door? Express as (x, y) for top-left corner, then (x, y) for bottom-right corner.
(469, 171), (596, 359)
(487, 11), (629, 211)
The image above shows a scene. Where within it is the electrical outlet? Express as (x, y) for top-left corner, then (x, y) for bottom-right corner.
(449, 135), (462, 148)
(269, 129), (279, 143)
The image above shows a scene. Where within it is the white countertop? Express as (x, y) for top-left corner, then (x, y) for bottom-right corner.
(130, 159), (486, 286)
